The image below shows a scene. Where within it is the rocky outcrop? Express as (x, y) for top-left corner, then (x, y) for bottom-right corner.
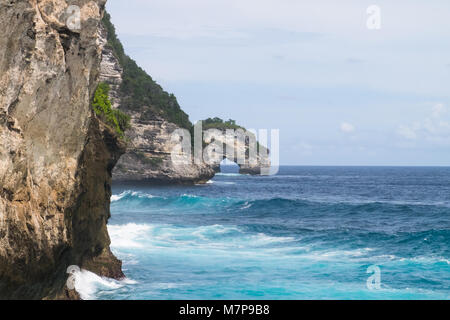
(99, 23), (122, 109)
(203, 128), (271, 175)
(99, 17), (215, 184)
(113, 115), (215, 184)
(0, 0), (124, 299)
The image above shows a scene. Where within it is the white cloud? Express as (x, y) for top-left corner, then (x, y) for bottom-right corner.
(397, 103), (450, 144)
(340, 122), (355, 133)
(432, 103), (446, 118)
(397, 125), (417, 140)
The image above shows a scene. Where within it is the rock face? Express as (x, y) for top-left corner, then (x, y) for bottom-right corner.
(113, 115), (215, 184)
(203, 128), (271, 175)
(99, 23), (122, 109)
(0, 0), (124, 299)
(99, 17), (215, 184)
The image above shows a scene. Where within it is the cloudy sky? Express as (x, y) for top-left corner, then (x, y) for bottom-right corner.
(106, 0), (450, 165)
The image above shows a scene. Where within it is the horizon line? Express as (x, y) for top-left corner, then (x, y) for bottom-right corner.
(220, 164), (450, 167)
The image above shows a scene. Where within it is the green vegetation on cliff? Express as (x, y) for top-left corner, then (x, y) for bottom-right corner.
(102, 12), (192, 130)
(202, 117), (244, 130)
(200, 118), (265, 152)
(93, 82), (130, 138)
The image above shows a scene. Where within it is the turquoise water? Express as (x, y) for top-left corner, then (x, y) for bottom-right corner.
(88, 167), (449, 299)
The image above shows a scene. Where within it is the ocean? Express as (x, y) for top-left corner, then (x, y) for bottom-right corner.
(75, 166), (450, 300)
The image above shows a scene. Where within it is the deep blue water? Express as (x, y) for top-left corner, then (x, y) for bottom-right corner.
(85, 166), (450, 299)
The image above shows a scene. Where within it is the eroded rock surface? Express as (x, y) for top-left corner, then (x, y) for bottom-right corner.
(0, 0), (124, 299)
(203, 128), (272, 175)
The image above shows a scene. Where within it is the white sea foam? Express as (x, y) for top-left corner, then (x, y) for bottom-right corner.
(240, 201), (252, 209)
(250, 233), (296, 245)
(108, 223), (152, 248)
(111, 191), (156, 202)
(181, 193), (200, 198)
(289, 247), (377, 262)
(107, 223), (380, 263)
(398, 256), (450, 265)
(215, 181), (236, 185)
(195, 180), (214, 186)
(109, 222), (297, 254)
(72, 268), (136, 300)
(151, 282), (186, 290)
(111, 191), (128, 202)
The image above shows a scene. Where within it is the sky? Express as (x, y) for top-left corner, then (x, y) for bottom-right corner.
(106, 0), (450, 165)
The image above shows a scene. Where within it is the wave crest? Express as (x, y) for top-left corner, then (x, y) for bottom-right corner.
(72, 268), (136, 300)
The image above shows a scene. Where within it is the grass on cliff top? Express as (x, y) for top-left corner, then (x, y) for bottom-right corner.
(201, 117), (244, 130)
(102, 11), (192, 130)
(199, 118), (267, 153)
(92, 82), (131, 138)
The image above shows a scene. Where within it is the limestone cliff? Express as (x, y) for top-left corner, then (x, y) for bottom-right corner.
(201, 123), (271, 175)
(100, 13), (215, 184)
(0, 0), (124, 299)
(113, 115), (215, 184)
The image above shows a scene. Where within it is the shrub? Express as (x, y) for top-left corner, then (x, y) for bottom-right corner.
(92, 82), (130, 138)
(201, 118), (244, 130)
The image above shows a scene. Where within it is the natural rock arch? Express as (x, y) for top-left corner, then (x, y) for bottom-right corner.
(204, 129), (271, 175)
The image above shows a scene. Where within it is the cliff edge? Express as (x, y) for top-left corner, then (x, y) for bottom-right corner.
(100, 13), (215, 184)
(0, 0), (124, 299)
(201, 118), (271, 175)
